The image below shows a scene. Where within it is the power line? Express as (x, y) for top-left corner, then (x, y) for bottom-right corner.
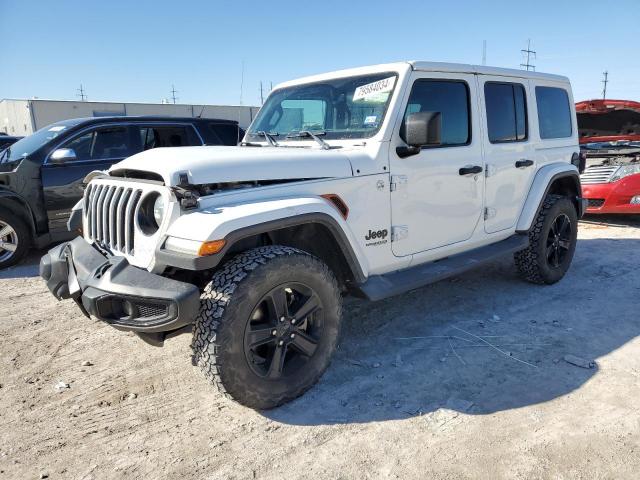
(170, 85), (178, 104)
(76, 84), (87, 101)
(520, 39), (536, 71)
(602, 71), (609, 100)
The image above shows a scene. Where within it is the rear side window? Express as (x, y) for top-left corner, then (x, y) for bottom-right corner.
(138, 125), (201, 150)
(402, 80), (470, 146)
(485, 83), (527, 143)
(535, 87), (572, 139)
(209, 123), (240, 145)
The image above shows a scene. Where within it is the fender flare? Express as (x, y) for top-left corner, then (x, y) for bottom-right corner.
(516, 163), (581, 232)
(0, 188), (37, 233)
(156, 198), (368, 282)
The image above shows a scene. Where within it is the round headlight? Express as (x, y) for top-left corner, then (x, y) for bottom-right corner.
(153, 195), (165, 227)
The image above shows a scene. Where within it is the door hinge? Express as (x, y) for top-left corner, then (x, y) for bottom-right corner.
(484, 207), (497, 220)
(390, 175), (408, 192)
(391, 225), (409, 242)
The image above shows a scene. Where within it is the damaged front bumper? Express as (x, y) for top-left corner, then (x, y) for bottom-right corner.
(40, 237), (200, 337)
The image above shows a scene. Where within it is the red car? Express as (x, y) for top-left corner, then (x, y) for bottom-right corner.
(577, 99), (640, 214)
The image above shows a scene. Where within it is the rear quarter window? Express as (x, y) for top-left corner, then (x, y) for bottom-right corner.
(535, 86), (572, 139)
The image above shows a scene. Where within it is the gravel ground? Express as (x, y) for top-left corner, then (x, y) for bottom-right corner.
(1, 215), (639, 480)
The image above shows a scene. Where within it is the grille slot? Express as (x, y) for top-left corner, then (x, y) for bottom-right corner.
(84, 184), (143, 254)
(580, 165), (618, 184)
(587, 198), (605, 208)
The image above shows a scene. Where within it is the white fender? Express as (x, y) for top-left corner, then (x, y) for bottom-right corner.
(516, 163), (580, 232)
(165, 196), (370, 277)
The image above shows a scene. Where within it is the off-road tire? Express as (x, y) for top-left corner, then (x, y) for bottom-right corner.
(0, 208), (30, 269)
(514, 194), (578, 284)
(192, 245), (342, 409)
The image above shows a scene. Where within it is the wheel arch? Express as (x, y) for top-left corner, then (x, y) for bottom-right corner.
(214, 213), (366, 289)
(0, 190), (37, 235)
(516, 164), (582, 232)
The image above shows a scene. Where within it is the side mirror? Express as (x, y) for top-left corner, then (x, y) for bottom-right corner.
(397, 111), (442, 158)
(49, 148), (77, 164)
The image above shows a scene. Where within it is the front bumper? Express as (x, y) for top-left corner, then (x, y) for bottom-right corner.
(582, 174), (640, 214)
(40, 237), (200, 333)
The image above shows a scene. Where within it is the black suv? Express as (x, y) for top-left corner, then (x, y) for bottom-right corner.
(0, 116), (243, 268)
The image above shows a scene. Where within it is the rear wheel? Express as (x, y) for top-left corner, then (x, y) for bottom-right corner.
(192, 246), (342, 409)
(0, 209), (30, 269)
(515, 195), (578, 284)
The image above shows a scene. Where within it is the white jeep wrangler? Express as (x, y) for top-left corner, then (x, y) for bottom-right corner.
(41, 62), (587, 409)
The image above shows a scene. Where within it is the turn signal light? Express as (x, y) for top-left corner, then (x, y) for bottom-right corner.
(321, 194), (349, 219)
(198, 239), (226, 256)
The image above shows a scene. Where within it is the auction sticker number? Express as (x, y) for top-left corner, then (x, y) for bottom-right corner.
(353, 76), (396, 103)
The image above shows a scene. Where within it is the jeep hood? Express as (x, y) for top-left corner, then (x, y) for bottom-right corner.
(110, 146), (354, 186)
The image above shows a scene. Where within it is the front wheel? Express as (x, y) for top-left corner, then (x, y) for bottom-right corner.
(515, 194), (578, 284)
(192, 246), (342, 409)
(0, 208), (30, 270)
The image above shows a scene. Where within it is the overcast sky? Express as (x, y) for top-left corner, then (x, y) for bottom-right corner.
(2, 0), (639, 106)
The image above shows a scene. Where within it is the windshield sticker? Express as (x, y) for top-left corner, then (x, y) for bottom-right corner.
(48, 126), (66, 132)
(353, 76), (396, 103)
(364, 115), (378, 125)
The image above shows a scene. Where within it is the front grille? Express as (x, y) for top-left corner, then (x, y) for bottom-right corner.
(84, 183), (143, 254)
(580, 165), (618, 184)
(587, 198), (605, 208)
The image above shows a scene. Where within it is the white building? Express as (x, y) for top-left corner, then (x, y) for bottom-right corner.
(0, 99), (260, 136)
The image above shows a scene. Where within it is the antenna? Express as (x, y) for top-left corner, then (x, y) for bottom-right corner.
(240, 60), (245, 105)
(171, 85), (178, 104)
(76, 84), (87, 101)
(520, 39), (536, 71)
(602, 71), (609, 100)
(482, 40), (487, 66)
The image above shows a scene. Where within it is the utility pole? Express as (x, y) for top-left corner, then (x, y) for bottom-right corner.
(260, 81), (264, 105)
(482, 40), (487, 66)
(520, 39), (536, 71)
(602, 71), (609, 100)
(170, 85), (178, 104)
(76, 84), (87, 101)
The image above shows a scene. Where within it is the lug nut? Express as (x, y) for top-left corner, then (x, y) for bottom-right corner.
(271, 329), (277, 336)
(291, 318), (296, 324)
(290, 333), (295, 339)
(278, 340), (284, 346)
(280, 317), (285, 322)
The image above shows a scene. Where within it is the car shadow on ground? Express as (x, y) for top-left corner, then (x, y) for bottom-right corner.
(0, 249), (46, 280)
(265, 237), (640, 426)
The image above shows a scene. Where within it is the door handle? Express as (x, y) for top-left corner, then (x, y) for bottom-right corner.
(459, 165), (483, 176)
(515, 159), (534, 168)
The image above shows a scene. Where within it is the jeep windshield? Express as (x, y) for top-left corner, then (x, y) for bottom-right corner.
(246, 73), (398, 143)
(0, 118), (84, 170)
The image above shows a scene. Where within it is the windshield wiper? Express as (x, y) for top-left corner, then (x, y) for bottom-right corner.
(286, 130), (331, 150)
(256, 131), (280, 147)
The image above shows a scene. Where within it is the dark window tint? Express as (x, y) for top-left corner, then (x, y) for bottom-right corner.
(209, 123), (240, 145)
(485, 82), (527, 143)
(61, 126), (133, 161)
(535, 86), (572, 139)
(138, 125), (201, 151)
(402, 80), (470, 146)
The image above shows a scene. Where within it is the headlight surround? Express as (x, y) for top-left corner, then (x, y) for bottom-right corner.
(611, 164), (640, 182)
(138, 192), (165, 235)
